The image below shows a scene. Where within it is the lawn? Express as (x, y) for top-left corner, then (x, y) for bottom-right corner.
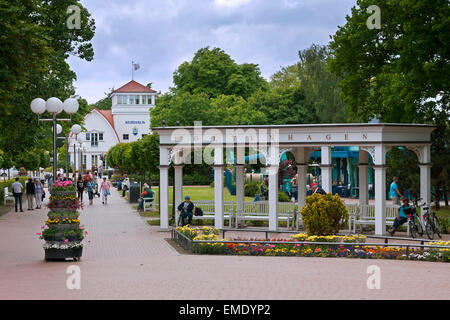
(436, 206), (450, 218)
(121, 185), (254, 204)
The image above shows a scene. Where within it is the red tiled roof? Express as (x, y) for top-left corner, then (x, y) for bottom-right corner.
(97, 109), (114, 130)
(113, 80), (156, 93)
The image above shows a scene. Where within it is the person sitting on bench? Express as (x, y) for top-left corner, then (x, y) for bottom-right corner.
(178, 195), (194, 226)
(137, 184), (154, 211)
(388, 198), (412, 236)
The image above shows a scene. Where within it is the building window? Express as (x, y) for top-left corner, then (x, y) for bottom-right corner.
(91, 133), (98, 147)
(142, 134), (147, 138)
(134, 95), (140, 104)
(99, 133), (103, 141)
(123, 134), (129, 140)
(83, 155), (86, 164)
(86, 133), (90, 140)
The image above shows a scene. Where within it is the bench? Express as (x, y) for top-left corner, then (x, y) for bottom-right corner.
(237, 201), (295, 229)
(3, 187), (14, 205)
(351, 204), (408, 233)
(142, 196), (155, 211)
(175, 200), (234, 227)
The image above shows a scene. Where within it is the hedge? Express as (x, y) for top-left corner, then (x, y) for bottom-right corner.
(0, 177), (29, 205)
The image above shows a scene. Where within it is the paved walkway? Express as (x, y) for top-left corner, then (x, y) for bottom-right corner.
(0, 188), (449, 300)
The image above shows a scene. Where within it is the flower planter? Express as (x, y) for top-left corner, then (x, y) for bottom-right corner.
(40, 181), (85, 262)
(45, 247), (83, 261)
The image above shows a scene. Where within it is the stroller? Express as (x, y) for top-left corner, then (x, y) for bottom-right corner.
(93, 183), (101, 198)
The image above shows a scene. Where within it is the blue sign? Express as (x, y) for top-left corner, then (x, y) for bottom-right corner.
(132, 127), (138, 136)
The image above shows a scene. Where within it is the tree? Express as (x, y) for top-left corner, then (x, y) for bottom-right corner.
(328, 0), (449, 205)
(328, 0), (449, 123)
(172, 47), (268, 99)
(92, 88), (114, 110)
(0, 0), (95, 159)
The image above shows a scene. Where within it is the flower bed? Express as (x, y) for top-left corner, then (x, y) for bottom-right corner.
(37, 180), (86, 261)
(173, 227), (450, 263)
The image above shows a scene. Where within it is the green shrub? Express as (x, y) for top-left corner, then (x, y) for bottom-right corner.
(0, 177), (29, 205)
(300, 193), (349, 236)
(278, 191), (291, 202)
(244, 181), (261, 197)
(438, 217), (449, 234)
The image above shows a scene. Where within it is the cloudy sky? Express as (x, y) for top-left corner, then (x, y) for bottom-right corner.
(69, 0), (356, 104)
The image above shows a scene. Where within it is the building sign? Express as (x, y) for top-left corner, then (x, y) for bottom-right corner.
(125, 121), (146, 124)
(133, 127), (138, 136)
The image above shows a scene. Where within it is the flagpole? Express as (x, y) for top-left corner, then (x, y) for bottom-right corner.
(132, 60), (134, 80)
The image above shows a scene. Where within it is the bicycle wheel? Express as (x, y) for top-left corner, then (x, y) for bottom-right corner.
(409, 220), (417, 238)
(433, 216), (442, 239)
(425, 221), (434, 240)
(417, 216), (424, 237)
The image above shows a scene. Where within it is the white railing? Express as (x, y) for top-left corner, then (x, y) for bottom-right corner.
(175, 200), (234, 227)
(351, 204), (401, 233)
(237, 201), (295, 229)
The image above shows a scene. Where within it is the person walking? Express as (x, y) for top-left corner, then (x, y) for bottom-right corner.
(86, 177), (96, 206)
(122, 174), (129, 197)
(310, 182), (326, 195)
(76, 174), (85, 202)
(100, 177), (111, 205)
(389, 176), (403, 205)
(25, 177), (35, 211)
(11, 177), (24, 213)
(34, 179), (43, 209)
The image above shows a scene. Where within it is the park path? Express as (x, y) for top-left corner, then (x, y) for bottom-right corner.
(0, 186), (449, 300)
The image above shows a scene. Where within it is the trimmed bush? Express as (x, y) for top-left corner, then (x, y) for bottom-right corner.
(278, 191), (291, 202)
(244, 181), (261, 197)
(300, 193), (349, 236)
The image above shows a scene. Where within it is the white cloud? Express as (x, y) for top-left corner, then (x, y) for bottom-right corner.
(214, 0), (252, 8)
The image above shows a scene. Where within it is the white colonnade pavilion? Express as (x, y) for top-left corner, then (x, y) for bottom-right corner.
(154, 123), (435, 235)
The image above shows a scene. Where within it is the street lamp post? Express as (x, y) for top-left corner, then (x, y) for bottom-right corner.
(70, 124), (82, 176)
(30, 97), (79, 181)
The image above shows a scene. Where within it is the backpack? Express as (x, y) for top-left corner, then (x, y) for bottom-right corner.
(194, 207), (203, 216)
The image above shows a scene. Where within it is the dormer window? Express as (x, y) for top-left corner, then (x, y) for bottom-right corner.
(117, 95), (127, 104)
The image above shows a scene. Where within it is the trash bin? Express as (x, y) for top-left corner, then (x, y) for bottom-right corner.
(129, 182), (141, 203)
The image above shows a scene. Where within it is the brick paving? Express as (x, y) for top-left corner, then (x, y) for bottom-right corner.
(0, 187), (449, 300)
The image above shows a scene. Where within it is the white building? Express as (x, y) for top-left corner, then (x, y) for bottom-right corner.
(69, 80), (156, 172)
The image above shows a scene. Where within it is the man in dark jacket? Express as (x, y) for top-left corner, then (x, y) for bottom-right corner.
(310, 183), (326, 195)
(26, 178), (36, 211)
(177, 195), (194, 226)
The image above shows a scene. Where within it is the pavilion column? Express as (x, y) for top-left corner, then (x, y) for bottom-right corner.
(297, 165), (308, 209)
(174, 165), (183, 226)
(358, 149), (369, 207)
(235, 165), (245, 227)
(214, 146), (224, 229)
(321, 146), (332, 193)
(419, 145), (431, 210)
(374, 145), (387, 235)
(268, 145), (279, 231)
(159, 147), (170, 231)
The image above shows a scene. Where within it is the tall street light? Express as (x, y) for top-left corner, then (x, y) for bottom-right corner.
(30, 97), (79, 181)
(70, 124), (82, 176)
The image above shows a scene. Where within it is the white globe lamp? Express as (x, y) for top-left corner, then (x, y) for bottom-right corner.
(63, 98), (79, 115)
(52, 124), (63, 134)
(71, 124), (82, 135)
(46, 97), (63, 114)
(30, 98), (46, 115)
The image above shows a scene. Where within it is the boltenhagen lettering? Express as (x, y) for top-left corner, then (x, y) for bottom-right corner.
(125, 121), (145, 124)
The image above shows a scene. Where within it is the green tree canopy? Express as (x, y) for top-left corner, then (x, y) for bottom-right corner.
(172, 47), (268, 99)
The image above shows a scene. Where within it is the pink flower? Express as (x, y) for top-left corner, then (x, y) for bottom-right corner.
(41, 226), (45, 229)
(36, 233), (41, 236)
(84, 231), (88, 235)
(64, 239), (68, 243)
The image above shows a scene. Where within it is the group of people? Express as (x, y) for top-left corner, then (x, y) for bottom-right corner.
(11, 177), (45, 212)
(75, 171), (111, 206)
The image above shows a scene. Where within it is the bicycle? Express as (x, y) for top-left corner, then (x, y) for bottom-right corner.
(405, 199), (424, 238)
(422, 204), (442, 240)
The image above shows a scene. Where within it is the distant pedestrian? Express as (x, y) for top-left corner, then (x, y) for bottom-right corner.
(389, 176), (403, 205)
(26, 177), (35, 211)
(34, 179), (43, 209)
(100, 177), (111, 205)
(122, 174), (129, 197)
(11, 177), (24, 212)
(86, 177), (96, 206)
(76, 174), (85, 202)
